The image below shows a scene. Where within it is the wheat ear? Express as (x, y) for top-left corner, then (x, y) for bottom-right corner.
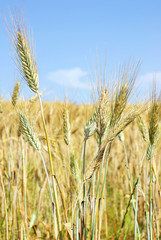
(16, 30), (39, 93)
(137, 116), (149, 142)
(63, 103), (71, 146)
(85, 106), (145, 180)
(149, 101), (160, 146)
(84, 110), (97, 139)
(0, 101), (3, 113)
(110, 81), (128, 127)
(96, 88), (109, 138)
(19, 111), (41, 151)
(12, 82), (20, 106)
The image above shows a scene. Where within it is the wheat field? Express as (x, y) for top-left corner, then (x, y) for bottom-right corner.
(0, 15), (161, 240)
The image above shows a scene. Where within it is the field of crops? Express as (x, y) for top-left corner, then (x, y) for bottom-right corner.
(0, 92), (161, 240)
(0, 15), (161, 240)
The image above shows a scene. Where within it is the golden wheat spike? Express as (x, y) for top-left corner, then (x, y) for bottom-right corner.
(63, 103), (71, 146)
(85, 106), (145, 180)
(137, 116), (148, 142)
(149, 101), (160, 146)
(96, 88), (109, 138)
(110, 81), (129, 127)
(0, 102), (3, 113)
(12, 81), (20, 106)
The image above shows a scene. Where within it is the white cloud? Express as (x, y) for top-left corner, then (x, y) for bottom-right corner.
(47, 67), (91, 90)
(136, 71), (161, 96)
(137, 72), (161, 84)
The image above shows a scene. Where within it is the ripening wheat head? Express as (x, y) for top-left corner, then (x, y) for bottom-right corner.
(110, 65), (138, 128)
(16, 30), (39, 93)
(110, 81), (129, 127)
(84, 110), (97, 139)
(0, 101), (3, 113)
(96, 88), (109, 138)
(12, 81), (20, 106)
(10, 16), (39, 93)
(63, 103), (71, 146)
(137, 116), (149, 142)
(19, 111), (41, 151)
(149, 101), (160, 146)
(85, 104), (145, 180)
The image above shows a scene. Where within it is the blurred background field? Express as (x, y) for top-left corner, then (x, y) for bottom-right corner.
(0, 98), (161, 239)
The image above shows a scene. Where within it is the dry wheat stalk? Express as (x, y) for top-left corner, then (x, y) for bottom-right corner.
(12, 81), (20, 106)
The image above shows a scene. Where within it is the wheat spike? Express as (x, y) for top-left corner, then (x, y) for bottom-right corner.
(110, 82), (129, 127)
(20, 111), (41, 151)
(70, 154), (81, 195)
(29, 93), (42, 103)
(16, 30), (39, 93)
(0, 101), (3, 113)
(96, 88), (109, 138)
(109, 107), (145, 142)
(149, 101), (160, 146)
(84, 111), (97, 139)
(137, 116), (148, 142)
(147, 124), (161, 160)
(12, 81), (20, 106)
(63, 103), (71, 146)
(85, 106), (145, 180)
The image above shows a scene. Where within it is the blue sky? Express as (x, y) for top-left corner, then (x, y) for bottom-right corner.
(0, 0), (161, 103)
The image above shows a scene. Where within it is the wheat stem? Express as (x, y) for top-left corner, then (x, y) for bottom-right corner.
(37, 92), (62, 239)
